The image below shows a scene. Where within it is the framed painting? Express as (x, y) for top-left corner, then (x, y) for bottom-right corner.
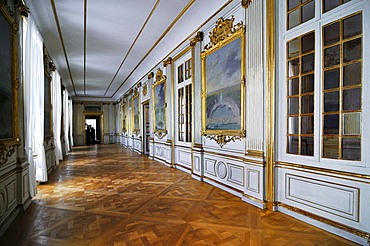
(44, 72), (52, 137)
(132, 92), (140, 135)
(121, 102), (127, 133)
(201, 17), (245, 146)
(152, 68), (167, 138)
(0, 4), (19, 146)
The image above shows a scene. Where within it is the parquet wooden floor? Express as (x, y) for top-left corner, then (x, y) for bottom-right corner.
(0, 144), (360, 246)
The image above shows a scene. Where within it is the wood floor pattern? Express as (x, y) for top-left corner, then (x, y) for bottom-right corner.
(0, 144), (360, 246)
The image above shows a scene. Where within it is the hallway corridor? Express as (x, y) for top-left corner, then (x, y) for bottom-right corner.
(0, 145), (359, 245)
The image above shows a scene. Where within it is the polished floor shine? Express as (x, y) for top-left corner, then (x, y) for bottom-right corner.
(0, 144), (359, 245)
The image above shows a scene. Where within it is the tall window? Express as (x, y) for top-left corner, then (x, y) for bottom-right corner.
(322, 13), (362, 160)
(286, 32), (315, 156)
(177, 57), (192, 143)
(178, 84), (192, 142)
(279, 0), (366, 164)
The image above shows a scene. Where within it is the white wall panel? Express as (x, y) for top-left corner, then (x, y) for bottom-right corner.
(177, 149), (192, 168)
(228, 164), (244, 186)
(246, 169), (260, 193)
(285, 174), (359, 221)
(205, 158), (216, 176)
(193, 155), (200, 172)
(5, 180), (16, 210)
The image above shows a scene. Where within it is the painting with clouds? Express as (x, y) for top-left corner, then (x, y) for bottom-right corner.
(204, 37), (242, 131)
(154, 82), (166, 131)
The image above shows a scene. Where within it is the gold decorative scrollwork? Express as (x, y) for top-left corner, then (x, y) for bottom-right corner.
(203, 133), (243, 148)
(133, 88), (139, 97)
(0, 141), (16, 165)
(0, 0), (14, 17)
(242, 0), (254, 8)
(148, 72), (154, 80)
(133, 130), (140, 136)
(143, 83), (148, 97)
(204, 16), (244, 50)
(190, 31), (203, 46)
(163, 57), (172, 67)
(154, 131), (167, 140)
(155, 68), (166, 84)
(15, 0), (29, 17)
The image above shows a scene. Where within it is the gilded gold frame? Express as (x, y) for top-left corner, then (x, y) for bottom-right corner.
(132, 92), (140, 136)
(44, 70), (53, 141)
(0, 4), (19, 147)
(121, 102), (127, 133)
(152, 68), (167, 138)
(201, 18), (246, 146)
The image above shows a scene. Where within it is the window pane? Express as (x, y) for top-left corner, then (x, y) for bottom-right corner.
(288, 0), (300, 11)
(301, 137), (314, 156)
(301, 74), (314, 93)
(288, 78), (299, 96)
(324, 45), (340, 67)
(324, 91), (339, 112)
(323, 0), (340, 12)
(288, 97), (299, 115)
(343, 88), (361, 111)
(288, 8), (300, 29)
(287, 136), (299, 154)
(324, 22), (340, 46)
(323, 114), (339, 134)
(342, 137), (361, 160)
(301, 94), (314, 114)
(343, 113), (361, 135)
(288, 116), (299, 134)
(301, 1), (314, 23)
(343, 38), (362, 63)
(343, 14), (362, 40)
(324, 68), (340, 90)
(288, 39), (300, 58)
(288, 59), (300, 77)
(302, 32), (315, 54)
(301, 115), (314, 134)
(323, 137), (339, 158)
(178, 65), (184, 83)
(302, 53), (314, 73)
(343, 62), (361, 87)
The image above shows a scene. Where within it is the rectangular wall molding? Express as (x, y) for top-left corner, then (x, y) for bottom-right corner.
(285, 174), (359, 221)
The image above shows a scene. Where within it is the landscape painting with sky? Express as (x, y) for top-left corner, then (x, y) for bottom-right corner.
(205, 37), (241, 131)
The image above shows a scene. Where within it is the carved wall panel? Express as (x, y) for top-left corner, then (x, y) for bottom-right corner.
(175, 148), (192, 169)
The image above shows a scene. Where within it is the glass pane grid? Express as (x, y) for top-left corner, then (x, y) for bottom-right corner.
(185, 58), (192, 80)
(323, 0), (353, 13)
(322, 13), (362, 161)
(178, 64), (184, 83)
(177, 83), (192, 143)
(287, 0), (315, 30)
(178, 88), (184, 141)
(185, 84), (192, 142)
(286, 31), (315, 156)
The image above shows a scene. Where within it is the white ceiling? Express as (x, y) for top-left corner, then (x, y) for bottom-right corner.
(25, 0), (232, 101)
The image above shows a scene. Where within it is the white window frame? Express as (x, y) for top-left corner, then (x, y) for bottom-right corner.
(276, 0), (370, 173)
(174, 51), (193, 146)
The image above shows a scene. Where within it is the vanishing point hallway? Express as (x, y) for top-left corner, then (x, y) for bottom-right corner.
(0, 145), (359, 245)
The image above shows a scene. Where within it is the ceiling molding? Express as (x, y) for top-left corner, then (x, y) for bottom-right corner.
(111, 0), (198, 98)
(50, 0), (77, 96)
(103, 0), (162, 96)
